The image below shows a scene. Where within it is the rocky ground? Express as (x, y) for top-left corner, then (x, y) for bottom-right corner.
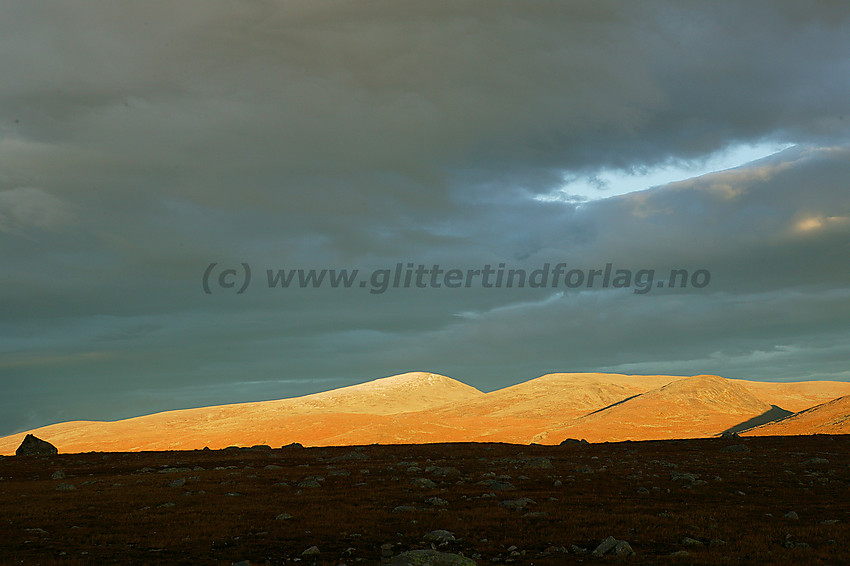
(1, 435), (848, 565)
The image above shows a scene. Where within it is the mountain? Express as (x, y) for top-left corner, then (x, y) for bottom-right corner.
(283, 372), (485, 414)
(434, 372), (689, 419)
(536, 375), (775, 443)
(0, 372), (482, 454)
(418, 372), (691, 444)
(1, 371), (849, 454)
(743, 395), (850, 436)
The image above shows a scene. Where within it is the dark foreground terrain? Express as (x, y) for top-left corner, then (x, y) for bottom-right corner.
(1, 435), (848, 565)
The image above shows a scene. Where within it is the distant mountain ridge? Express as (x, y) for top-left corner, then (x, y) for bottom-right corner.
(1, 372), (849, 454)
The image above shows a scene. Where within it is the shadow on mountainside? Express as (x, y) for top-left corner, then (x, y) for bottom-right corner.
(722, 405), (794, 435)
(583, 394), (642, 416)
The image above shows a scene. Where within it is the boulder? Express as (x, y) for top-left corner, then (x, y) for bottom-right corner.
(593, 536), (618, 557)
(16, 434), (58, 456)
(593, 536), (635, 558)
(613, 540), (636, 557)
(411, 477), (437, 489)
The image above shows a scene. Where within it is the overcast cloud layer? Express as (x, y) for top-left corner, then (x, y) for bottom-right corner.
(2, 1), (850, 435)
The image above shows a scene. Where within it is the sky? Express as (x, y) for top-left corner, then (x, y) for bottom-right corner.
(2, 1), (850, 436)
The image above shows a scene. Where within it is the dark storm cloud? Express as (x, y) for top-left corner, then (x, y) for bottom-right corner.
(1, 1), (849, 434)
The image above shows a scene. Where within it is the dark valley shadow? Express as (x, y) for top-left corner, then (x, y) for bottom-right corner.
(723, 405), (794, 435)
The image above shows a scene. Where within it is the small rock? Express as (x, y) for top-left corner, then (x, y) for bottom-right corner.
(721, 444), (750, 453)
(476, 479), (515, 491)
(784, 534), (808, 549)
(393, 505), (416, 513)
(498, 497), (536, 510)
(56, 483), (76, 491)
(682, 537), (702, 546)
(334, 450), (369, 461)
(411, 478), (437, 489)
(671, 473), (700, 484)
(391, 549), (475, 565)
(784, 511), (799, 520)
(302, 545), (320, 556)
(168, 478), (186, 488)
(51, 470), (65, 480)
(523, 457), (553, 469)
(423, 529), (456, 544)
(275, 513), (293, 520)
(427, 466), (461, 478)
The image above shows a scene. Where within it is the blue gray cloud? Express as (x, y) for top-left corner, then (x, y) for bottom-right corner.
(1, 1), (849, 435)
